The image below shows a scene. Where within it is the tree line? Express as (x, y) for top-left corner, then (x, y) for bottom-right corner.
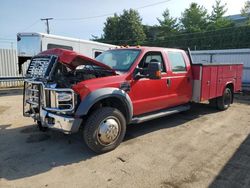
(94, 0), (250, 50)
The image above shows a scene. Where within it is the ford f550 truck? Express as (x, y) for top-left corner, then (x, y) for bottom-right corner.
(23, 47), (243, 153)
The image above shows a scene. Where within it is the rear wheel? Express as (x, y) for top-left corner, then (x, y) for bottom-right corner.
(83, 107), (126, 154)
(217, 87), (232, 110)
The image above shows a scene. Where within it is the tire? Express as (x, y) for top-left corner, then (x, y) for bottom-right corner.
(209, 98), (217, 107)
(217, 87), (232, 110)
(37, 121), (48, 132)
(83, 107), (126, 154)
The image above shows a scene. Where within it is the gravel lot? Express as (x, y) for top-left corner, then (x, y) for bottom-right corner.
(0, 90), (250, 188)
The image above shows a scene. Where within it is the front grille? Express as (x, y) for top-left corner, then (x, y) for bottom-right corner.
(26, 56), (53, 78)
(24, 80), (75, 117)
(44, 88), (75, 113)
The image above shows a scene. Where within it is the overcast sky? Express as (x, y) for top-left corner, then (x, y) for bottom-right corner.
(0, 0), (246, 48)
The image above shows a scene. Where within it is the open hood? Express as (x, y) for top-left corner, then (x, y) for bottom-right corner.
(39, 48), (115, 72)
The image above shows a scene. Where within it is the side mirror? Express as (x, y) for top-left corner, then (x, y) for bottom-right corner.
(148, 62), (162, 79)
(134, 67), (146, 80)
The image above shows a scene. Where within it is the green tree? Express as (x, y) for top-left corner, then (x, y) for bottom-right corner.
(103, 13), (120, 42)
(180, 3), (208, 33)
(143, 25), (160, 41)
(241, 0), (250, 25)
(208, 0), (234, 29)
(157, 9), (179, 38)
(102, 9), (146, 45)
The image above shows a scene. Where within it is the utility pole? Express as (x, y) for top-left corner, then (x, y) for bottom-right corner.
(41, 18), (53, 34)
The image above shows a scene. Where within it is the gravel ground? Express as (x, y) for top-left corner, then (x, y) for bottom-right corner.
(0, 91), (250, 188)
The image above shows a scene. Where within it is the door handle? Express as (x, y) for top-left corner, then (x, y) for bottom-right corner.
(166, 78), (171, 87)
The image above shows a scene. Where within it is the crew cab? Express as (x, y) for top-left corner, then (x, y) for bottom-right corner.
(23, 47), (243, 153)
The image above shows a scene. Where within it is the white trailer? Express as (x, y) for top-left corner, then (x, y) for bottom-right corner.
(17, 32), (116, 73)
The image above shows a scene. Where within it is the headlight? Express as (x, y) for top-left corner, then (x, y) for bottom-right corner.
(57, 92), (72, 101)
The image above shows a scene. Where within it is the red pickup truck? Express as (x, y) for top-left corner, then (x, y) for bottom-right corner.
(23, 47), (243, 153)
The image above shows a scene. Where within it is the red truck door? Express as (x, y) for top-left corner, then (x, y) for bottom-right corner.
(130, 51), (172, 116)
(165, 51), (193, 105)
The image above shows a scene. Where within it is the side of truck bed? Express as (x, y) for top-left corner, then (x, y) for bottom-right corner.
(192, 63), (243, 102)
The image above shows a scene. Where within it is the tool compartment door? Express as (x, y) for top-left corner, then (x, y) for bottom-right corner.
(200, 66), (210, 101)
(236, 65), (243, 91)
(192, 65), (218, 102)
(200, 65), (218, 101)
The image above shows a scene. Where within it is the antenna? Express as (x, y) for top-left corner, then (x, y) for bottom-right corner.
(41, 18), (53, 34)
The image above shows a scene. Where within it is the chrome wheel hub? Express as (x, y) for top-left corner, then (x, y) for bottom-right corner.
(98, 117), (120, 145)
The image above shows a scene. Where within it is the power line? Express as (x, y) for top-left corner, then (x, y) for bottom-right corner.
(136, 0), (171, 9)
(0, 20), (247, 44)
(1, 19), (40, 39)
(55, 0), (171, 21)
(20, 19), (40, 32)
(95, 26), (250, 47)
(0, 0), (171, 40)
(98, 25), (250, 43)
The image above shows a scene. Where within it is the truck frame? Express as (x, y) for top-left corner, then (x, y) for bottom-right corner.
(23, 46), (243, 153)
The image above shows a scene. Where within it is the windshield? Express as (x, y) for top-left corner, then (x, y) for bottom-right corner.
(95, 49), (140, 71)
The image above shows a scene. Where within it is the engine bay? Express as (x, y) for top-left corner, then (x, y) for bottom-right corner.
(50, 62), (115, 88)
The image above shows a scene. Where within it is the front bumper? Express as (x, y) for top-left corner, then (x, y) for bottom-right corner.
(23, 80), (82, 134)
(40, 109), (82, 134)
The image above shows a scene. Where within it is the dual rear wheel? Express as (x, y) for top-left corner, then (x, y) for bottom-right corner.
(209, 87), (233, 110)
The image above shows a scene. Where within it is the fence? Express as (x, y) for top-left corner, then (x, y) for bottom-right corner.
(0, 49), (28, 88)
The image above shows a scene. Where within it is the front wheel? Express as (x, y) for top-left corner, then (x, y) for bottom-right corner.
(217, 87), (232, 110)
(83, 107), (126, 154)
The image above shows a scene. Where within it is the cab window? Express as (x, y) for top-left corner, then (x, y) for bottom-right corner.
(168, 51), (187, 72)
(139, 52), (166, 72)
